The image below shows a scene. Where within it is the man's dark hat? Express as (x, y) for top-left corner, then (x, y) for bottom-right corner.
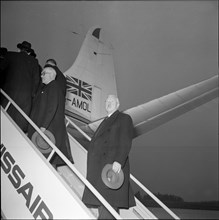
(101, 164), (124, 189)
(31, 130), (55, 154)
(17, 41), (32, 52)
(46, 58), (57, 66)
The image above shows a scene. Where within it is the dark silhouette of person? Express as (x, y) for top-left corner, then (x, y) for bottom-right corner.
(28, 67), (73, 167)
(82, 94), (136, 219)
(0, 47), (9, 88)
(29, 48), (43, 94)
(1, 41), (40, 132)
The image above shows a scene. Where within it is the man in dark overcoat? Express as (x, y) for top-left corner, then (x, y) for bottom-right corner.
(28, 67), (73, 167)
(82, 94), (136, 219)
(1, 41), (40, 132)
(0, 47), (9, 88)
(44, 58), (67, 97)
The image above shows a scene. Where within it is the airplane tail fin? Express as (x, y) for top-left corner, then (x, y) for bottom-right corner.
(64, 26), (117, 123)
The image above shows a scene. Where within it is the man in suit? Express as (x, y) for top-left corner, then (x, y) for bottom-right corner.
(44, 58), (67, 97)
(1, 41), (40, 132)
(28, 67), (73, 167)
(82, 94), (136, 219)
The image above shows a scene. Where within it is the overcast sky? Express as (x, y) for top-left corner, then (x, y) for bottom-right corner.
(1, 1), (218, 202)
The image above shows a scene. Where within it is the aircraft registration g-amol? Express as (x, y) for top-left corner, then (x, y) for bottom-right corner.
(1, 26), (218, 219)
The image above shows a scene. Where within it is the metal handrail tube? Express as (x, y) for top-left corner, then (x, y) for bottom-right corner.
(0, 89), (122, 220)
(130, 174), (180, 219)
(47, 149), (56, 161)
(65, 116), (91, 141)
(66, 120), (70, 127)
(5, 100), (11, 111)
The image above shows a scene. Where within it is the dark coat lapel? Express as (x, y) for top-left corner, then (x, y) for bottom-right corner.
(93, 110), (120, 139)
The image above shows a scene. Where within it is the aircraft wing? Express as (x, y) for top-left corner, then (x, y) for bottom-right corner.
(125, 75), (218, 137)
(82, 75), (218, 139)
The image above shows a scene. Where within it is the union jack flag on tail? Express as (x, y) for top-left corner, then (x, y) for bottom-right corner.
(66, 75), (92, 101)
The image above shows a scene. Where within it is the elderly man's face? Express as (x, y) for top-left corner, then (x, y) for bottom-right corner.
(105, 95), (119, 114)
(41, 67), (55, 85)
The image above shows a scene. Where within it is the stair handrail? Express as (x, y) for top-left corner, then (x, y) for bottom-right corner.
(0, 89), (122, 220)
(130, 175), (180, 219)
(65, 116), (91, 141)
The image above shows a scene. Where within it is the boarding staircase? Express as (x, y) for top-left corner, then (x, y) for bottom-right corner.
(1, 89), (180, 219)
